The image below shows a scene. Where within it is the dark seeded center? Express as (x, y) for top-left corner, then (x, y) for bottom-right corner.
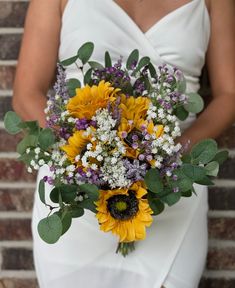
(107, 191), (139, 220)
(125, 128), (144, 146)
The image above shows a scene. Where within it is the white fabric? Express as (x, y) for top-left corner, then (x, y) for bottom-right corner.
(32, 0), (210, 287)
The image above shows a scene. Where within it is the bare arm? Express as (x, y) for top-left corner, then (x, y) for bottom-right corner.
(178, 0), (235, 148)
(12, 0), (65, 127)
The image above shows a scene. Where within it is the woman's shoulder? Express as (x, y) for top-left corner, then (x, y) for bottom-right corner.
(60, 0), (69, 17)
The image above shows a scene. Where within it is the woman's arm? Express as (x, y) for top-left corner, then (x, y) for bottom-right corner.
(178, 0), (235, 149)
(12, 0), (65, 128)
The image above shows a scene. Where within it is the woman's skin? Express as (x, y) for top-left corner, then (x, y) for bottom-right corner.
(13, 0), (235, 150)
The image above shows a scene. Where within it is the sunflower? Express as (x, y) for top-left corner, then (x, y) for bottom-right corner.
(60, 130), (95, 167)
(66, 80), (120, 119)
(119, 95), (151, 125)
(95, 182), (153, 242)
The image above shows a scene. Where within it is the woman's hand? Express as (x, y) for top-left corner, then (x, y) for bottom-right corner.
(12, 0), (64, 127)
(178, 0), (235, 150)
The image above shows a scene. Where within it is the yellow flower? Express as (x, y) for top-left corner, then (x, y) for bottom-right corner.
(119, 95), (151, 124)
(66, 80), (120, 119)
(60, 130), (94, 167)
(95, 182), (153, 242)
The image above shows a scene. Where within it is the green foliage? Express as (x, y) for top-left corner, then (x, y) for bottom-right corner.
(205, 161), (219, 177)
(174, 105), (189, 121)
(144, 169), (163, 194)
(55, 210), (73, 235)
(135, 56), (150, 73)
(172, 169), (193, 192)
(177, 75), (186, 93)
(105, 51), (112, 67)
(147, 194), (165, 215)
(147, 62), (156, 78)
(17, 135), (38, 154)
(191, 139), (218, 164)
(68, 205), (85, 218)
(88, 61), (104, 70)
(212, 150), (229, 165)
(161, 192), (181, 206)
(67, 78), (81, 97)
(181, 164), (206, 182)
(184, 92), (204, 113)
(77, 42), (94, 64)
(77, 199), (97, 213)
(50, 184), (78, 204)
(4, 111), (22, 134)
(126, 49), (139, 69)
(38, 214), (62, 244)
(195, 176), (214, 186)
(39, 179), (46, 205)
(79, 183), (99, 201)
(60, 55), (80, 67)
(18, 121), (40, 136)
(84, 68), (93, 85)
(38, 128), (55, 150)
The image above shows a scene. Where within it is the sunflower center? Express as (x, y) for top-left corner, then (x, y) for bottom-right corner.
(125, 128), (143, 146)
(107, 191), (139, 220)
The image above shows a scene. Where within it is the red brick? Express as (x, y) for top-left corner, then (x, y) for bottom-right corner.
(208, 218), (235, 241)
(218, 158), (235, 180)
(0, 159), (36, 182)
(0, 278), (38, 288)
(0, 66), (16, 90)
(199, 278), (235, 288)
(0, 130), (23, 153)
(1, 248), (34, 270)
(0, 219), (32, 240)
(0, 188), (34, 212)
(209, 187), (235, 210)
(0, 96), (12, 121)
(207, 247), (235, 270)
(0, 2), (29, 28)
(0, 34), (22, 60)
(217, 126), (235, 149)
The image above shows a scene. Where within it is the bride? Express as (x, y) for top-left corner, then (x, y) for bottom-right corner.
(12, 0), (235, 287)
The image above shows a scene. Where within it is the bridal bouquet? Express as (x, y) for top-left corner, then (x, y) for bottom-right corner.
(4, 42), (228, 256)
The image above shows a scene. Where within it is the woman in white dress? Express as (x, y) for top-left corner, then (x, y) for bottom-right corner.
(12, 0), (235, 287)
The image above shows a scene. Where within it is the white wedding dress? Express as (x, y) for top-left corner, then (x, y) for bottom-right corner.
(32, 0), (210, 287)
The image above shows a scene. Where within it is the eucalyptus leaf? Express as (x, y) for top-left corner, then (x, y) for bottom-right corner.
(181, 164), (206, 182)
(38, 128), (55, 150)
(212, 150), (229, 165)
(79, 183), (99, 201)
(174, 105), (189, 121)
(78, 199), (97, 213)
(18, 121), (40, 136)
(84, 68), (93, 85)
(88, 61), (104, 70)
(16, 135), (38, 154)
(50, 185), (77, 204)
(38, 214), (62, 244)
(177, 75), (186, 93)
(60, 55), (79, 67)
(181, 190), (192, 197)
(147, 62), (156, 78)
(39, 179), (46, 205)
(184, 92), (204, 113)
(56, 211), (72, 235)
(77, 42), (94, 64)
(205, 161), (219, 177)
(68, 206), (85, 218)
(126, 49), (139, 69)
(144, 168), (163, 194)
(4, 111), (22, 135)
(161, 192), (181, 206)
(105, 51), (112, 67)
(191, 139), (218, 164)
(135, 56), (150, 73)
(147, 195), (165, 215)
(195, 176), (214, 186)
(67, 78), (81, 97)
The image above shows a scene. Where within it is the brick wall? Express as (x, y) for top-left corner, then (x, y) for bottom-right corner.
(0, 1), (234, 287)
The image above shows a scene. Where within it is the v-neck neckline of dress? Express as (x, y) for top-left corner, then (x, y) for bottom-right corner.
(110, 0), (197, 36)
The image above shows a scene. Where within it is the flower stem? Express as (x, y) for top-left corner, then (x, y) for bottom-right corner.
(116, 241), (135, 257)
